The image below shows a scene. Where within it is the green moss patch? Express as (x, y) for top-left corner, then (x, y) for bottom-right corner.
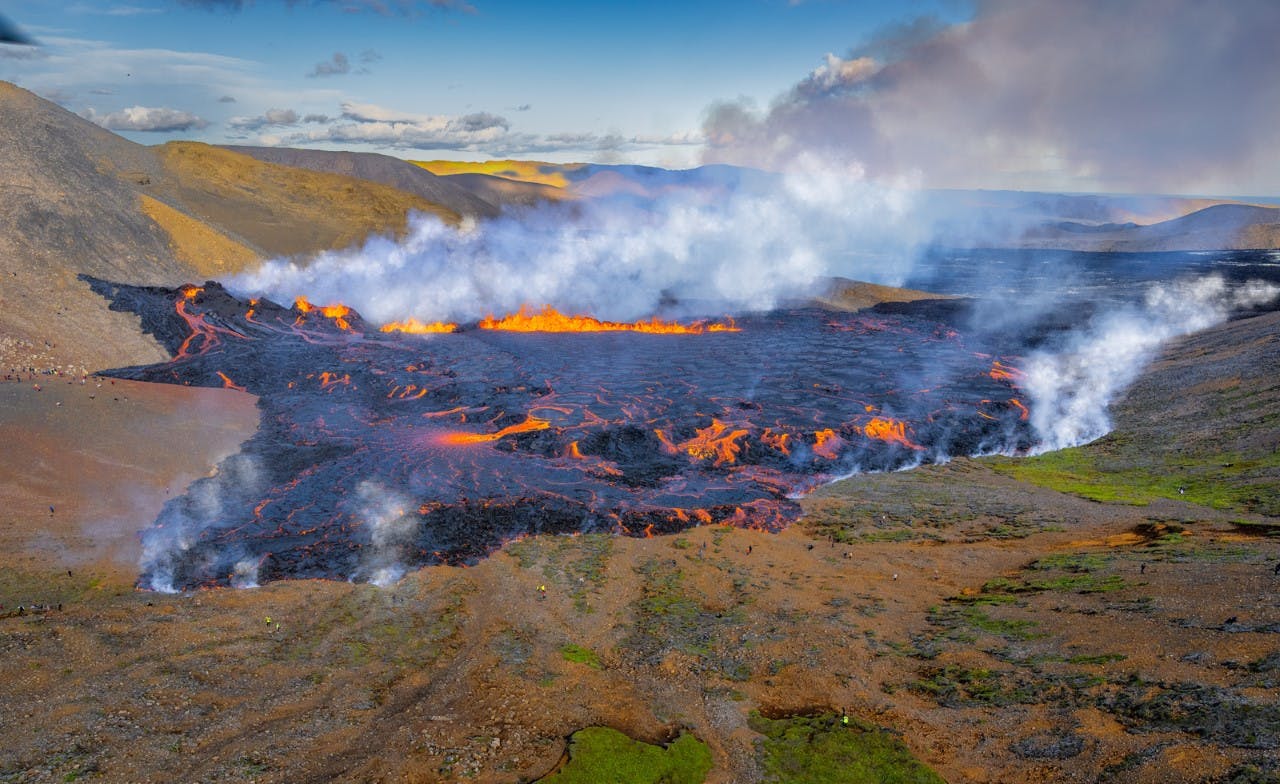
(749, 713), (944, 784)
(535, 726), (712, 784)
(560, 644), (601, 669)
(987, 445), (1280, 516)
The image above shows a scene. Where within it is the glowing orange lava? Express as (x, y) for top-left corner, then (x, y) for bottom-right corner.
(654, 419), (750, 466)
(682, 419), (750, 466)
(860, 417), (923, 450)
(989, 360), (1025, 384)
(478, 305), (738, 334)
(812, 428), (842, 460)
(439, 415), (550, 445)
(380, 317), (459, 335)
(215, 371), (247, 392)
(295, 297), (353, 331)
(760, 428), (791, 456)
(313, 371), (351, 391)
(1009, 398), (1030, 421)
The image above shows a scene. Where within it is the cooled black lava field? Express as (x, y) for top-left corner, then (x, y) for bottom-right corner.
(87, 276), (1035, 589)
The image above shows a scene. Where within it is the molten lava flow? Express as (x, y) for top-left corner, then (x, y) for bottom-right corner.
(313, 371), (351, 391)
(380, 318), (459, 335)
(989, 360), (1026, 384)
(85, 277), (1040, 589)
(173, 288), (246, 361)
(1009, 398), (1030, 421)
(295, 297), (354, 331)
(439, 415), (550, 445)
(478, 305), (738, 334)
(760, 428), (791, 456)
(216, 371), (247, 392)
(681, 419), (750, 466)
(860, 417), (924, 450)
(812, 428), (843, 460)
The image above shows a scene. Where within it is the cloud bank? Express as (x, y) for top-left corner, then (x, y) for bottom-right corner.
(704, 0), (1280, 194)
(254, 99), (702, 157)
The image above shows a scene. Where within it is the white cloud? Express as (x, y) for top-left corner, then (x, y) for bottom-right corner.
(229, 107), (299, 130)
(83, 104), (209, 131)
(254, 99), (703, 157)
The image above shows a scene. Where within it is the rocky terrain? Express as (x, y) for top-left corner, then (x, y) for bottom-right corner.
(1, 302), (1276, 783)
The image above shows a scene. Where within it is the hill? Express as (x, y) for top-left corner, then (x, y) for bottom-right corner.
(0, 82), (459, 373)
(1020, 203), (1280, 252)
(223, 145), (501, 219)
(0, 81), (200, 373)
(147, 141), (459, 258)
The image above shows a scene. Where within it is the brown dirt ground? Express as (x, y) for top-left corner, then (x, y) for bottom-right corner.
(1, 320), (1278, 784)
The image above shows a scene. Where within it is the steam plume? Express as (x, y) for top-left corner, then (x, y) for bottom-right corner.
(227, 161), (921, 324)
(1024, 276), (1279, 452)
(141, 453), (265, 592)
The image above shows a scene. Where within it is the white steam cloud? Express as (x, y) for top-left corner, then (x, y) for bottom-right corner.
(356, 480), (417, 587)
(227, 160), (921, 324)
(1025, 276), (1279, 453)
(141, 453), (265, 593)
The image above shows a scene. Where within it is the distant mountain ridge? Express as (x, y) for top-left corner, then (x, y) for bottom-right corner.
(1016, 203), (1280, 252)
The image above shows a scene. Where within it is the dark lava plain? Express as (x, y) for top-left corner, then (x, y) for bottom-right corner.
(84, 276), (1032, 589)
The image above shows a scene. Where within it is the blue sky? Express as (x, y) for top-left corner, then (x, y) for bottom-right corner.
(1, 0), (1277, 195)
(0, 0), (963, 168)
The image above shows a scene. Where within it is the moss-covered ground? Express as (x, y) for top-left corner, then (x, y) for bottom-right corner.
(533, 727), (711, 784)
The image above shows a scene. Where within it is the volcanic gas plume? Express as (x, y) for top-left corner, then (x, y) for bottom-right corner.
(85, 276), (1033, 590)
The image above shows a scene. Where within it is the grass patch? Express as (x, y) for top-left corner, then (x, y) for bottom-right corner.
(987, 445), (1280, 516)
(623, 558), (744, 675)
(909, 665), (1031, 707)
(0, 568), (107, 610)
(929, 605), (1042, 641)
(1030, 553), (1111, 572)
(506, 533), (613, 613)
(1027, 574), (1128, 593)
(534, 726), (711, 784)
(749, 712), (944, 784)
(560, 644), (601, 670)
